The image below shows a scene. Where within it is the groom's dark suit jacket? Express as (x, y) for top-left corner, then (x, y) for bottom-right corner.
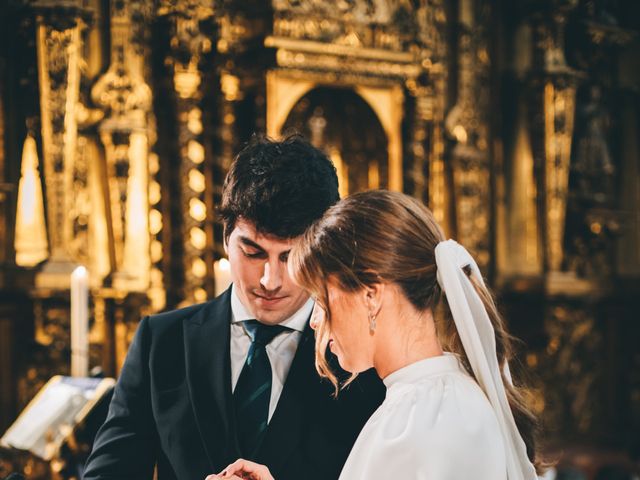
(84, 288), (385, 480)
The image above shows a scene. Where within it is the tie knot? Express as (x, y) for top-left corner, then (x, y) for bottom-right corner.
(243, 320), (290, 346)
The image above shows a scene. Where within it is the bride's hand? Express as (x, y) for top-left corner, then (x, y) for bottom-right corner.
(205, 459), (275, 480)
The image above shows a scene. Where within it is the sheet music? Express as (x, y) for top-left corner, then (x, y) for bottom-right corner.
(1, 377), (108, 460)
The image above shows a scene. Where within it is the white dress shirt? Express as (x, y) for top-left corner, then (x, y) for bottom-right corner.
(230, 284), (313, 422)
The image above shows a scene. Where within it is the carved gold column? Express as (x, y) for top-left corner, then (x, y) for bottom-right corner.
(429, 81), (449, 233)
(91, 0), (153, 293)
(444, 0), (492, 268)
(541, 81), (576, 272)
(416, 0), (450, 235)
(529, 6), (580, 279)
(407, 79), (430, 205)
(500, 96), (542, 278)
(158, 0), (214, 305)
(33, 2), (87, 288)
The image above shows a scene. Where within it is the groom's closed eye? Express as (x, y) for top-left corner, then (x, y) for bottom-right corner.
(239, 237), (267, 259)
(241, 248), (267, 259)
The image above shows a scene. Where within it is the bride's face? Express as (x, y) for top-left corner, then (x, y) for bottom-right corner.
(313, 280), (375, 373)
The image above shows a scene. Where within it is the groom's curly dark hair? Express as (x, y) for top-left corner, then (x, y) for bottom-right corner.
(219, 133), (339, 240)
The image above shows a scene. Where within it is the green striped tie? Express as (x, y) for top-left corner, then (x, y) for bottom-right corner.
(233, 320), (290, 458)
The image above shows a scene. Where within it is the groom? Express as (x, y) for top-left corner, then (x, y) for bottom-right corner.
(83, 135), (385, 480)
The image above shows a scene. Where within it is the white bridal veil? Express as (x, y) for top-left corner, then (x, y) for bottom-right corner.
(435, 239), (538, 480)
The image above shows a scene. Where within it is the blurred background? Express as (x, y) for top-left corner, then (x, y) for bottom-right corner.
(0, 0), (638, 478)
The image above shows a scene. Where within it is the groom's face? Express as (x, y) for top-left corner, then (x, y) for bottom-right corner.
(225, 219), (310, 325)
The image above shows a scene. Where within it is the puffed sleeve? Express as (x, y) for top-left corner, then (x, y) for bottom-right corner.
(338, 372), (508, 480)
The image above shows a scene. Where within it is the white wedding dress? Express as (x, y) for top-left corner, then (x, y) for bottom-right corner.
(339, 353), (509, 480)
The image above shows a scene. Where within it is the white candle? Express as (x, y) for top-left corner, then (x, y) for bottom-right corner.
(214, 258), (232, 297)
(71, 266), (89, 377)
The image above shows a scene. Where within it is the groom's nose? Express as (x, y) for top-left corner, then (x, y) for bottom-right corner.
(260, 259), (283, 292)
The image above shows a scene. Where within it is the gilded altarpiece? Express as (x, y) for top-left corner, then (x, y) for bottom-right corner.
(1, 0), (639, 478)
(264, 0), (448, 207)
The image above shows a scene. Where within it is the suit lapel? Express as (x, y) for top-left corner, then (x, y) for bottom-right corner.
(255, 321), (315, 470)
(184, 288), (239, 471)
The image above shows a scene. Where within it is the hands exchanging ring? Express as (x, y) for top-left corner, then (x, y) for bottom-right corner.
(205, 459), (274, 480)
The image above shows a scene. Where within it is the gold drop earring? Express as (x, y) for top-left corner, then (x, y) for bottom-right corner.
(368, 310), (377, 333)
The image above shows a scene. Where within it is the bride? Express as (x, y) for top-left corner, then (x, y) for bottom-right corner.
(207, 190), (543, 480)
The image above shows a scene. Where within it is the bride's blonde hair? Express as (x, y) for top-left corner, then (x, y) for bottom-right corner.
(289, 189), (542, 472)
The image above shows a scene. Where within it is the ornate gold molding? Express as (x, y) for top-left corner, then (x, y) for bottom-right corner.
(266, 37), (417, 64)
(271, 0), (433, 53)
(91, 1), (153, 293)
(266, 72), (319, 140)
(356, 85), (404, 191)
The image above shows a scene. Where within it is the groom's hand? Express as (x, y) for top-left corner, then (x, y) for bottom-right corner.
(205, 459), (275, 480)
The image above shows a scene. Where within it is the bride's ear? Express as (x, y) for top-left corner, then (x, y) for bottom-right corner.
(363, 282), (384, 318)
